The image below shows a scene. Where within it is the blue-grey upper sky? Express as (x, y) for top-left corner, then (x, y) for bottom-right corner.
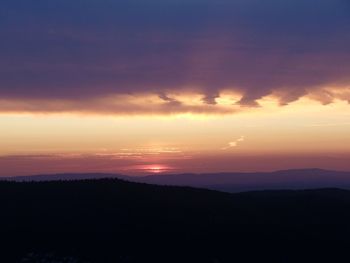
(1, 0), (350, 109)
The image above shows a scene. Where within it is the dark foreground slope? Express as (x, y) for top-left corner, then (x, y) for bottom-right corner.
(1, 179), (350, 263)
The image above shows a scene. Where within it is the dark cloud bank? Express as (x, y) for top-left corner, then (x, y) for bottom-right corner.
(1, 0), (350, 112)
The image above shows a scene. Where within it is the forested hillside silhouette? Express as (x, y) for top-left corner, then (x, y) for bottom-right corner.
(1, 179), (350, 262)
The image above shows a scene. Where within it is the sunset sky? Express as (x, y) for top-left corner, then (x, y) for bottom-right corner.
(1, 0), (350, 176)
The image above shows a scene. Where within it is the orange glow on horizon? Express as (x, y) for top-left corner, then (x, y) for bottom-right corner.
(1, 90), (350, 176)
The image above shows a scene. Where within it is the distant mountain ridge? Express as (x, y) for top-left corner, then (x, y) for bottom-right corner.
(2, 168), (350, 192)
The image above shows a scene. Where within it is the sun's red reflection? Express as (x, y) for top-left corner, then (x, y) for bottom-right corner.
(125, 164), (173, 174)
(144, 164), (172, 173)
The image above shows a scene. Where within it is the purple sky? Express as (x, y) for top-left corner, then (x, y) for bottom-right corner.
(1, 0), (350, 109)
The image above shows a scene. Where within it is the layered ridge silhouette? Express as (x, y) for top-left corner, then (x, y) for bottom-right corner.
(1, 178), (350, 262)
(4, 168), (350, 192)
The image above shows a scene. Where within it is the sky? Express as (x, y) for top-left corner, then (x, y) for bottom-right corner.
(1, 0), (350, 176)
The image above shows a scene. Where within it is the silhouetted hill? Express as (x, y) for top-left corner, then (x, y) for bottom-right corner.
(5, 168), (350, 192)
(1, 179), (350, 262)
(3, 172), (130, 182)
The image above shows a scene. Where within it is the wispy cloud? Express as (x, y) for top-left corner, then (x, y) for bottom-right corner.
(222, 136), (245, 150)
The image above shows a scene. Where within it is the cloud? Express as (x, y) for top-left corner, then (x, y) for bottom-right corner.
(1, 0), (350, 114)
(0, 94), (239, 115)
(222, 136), (245, 150)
